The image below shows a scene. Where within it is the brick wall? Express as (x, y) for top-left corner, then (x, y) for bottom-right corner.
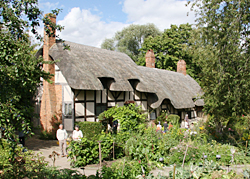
(177, 60), (186, 76)
(40, 14), (62, 132)
(145, 49), (155, 68)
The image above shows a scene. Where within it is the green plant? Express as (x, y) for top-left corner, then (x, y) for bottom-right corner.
(76, 121), (105, 141)
(67, 137), (99, 167)
(99, 104), (147, 133)
(155, 110), (168, 127)
(167, 114), (180, 126)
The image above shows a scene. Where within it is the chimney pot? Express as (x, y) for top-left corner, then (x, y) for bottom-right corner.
(145, 49), (155, 68)
(177, 60), (186, 76)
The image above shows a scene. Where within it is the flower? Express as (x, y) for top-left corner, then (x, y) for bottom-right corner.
(242, 137), (246, 141)
(228, 128), (231, 131)
(139, 160), (141, 163)
(242, 115), (244, 117)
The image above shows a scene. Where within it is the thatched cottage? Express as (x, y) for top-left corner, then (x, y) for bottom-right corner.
(36, 14), (204, 131)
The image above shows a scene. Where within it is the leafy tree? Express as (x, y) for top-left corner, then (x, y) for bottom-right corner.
(189, 0), (250, 121)
(0, 0), (63, 156)
(138, 23), (200, 79)
(101, 23), (161, 62)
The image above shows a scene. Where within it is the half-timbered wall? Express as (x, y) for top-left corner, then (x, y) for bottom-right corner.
(52, 67), (200, 131)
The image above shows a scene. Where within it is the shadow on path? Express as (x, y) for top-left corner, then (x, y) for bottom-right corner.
(25, 135), (58, 151)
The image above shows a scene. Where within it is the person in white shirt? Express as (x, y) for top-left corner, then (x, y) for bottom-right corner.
(184, 114), (189, 129)
(156, 122), (162, 132)
(72, 125), (83, 141)
(56, 124), (68, 157)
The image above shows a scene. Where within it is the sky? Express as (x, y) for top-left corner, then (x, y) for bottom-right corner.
(37, 0), (196, 47)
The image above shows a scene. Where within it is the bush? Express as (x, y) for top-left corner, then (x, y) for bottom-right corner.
(76, 121), (105, 141)
(99, 104), (147, 133)
(155, 110), (168, 126)
(167, 114), (180, 126)
(68, 132), (124, 167)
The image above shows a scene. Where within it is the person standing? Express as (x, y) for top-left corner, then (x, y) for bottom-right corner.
(113, 120), (118, 134)
(163, 121), (168, 133)
(56, 124), (68, 157)
(72, 125), (83, 141)
(184, 114), (189, 129)
(18, 130), (25, 146)
(156, 122), (162, 132)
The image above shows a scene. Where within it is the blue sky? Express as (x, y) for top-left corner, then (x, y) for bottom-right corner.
(39, 0), (127, 23)
(37, 0), (196, 47)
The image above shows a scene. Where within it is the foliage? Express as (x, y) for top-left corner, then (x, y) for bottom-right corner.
(68, 132), (124, 167)
(155, 110), (168, 126)
(67, 137), (99, 167)
(76, 122), (105, 141)
(101, 24), (161, 62)
(169, 161), (243, 179)
(167, 114), (180, 126)
(138, 24), (200, 80)
(188, 0), (250, 121)
(0, 0), (65, 162)
(99, 104), (147, 133)
(99, 159), (150, 179)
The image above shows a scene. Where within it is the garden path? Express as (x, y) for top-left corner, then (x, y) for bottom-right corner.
(25, 135), (98, 176)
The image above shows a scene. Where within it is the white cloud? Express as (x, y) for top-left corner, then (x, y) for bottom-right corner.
(123, 0), (196, 30)
(57, 7), (127, 47)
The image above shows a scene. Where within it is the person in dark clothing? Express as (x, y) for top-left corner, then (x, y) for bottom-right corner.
(19, 131), (25, 146)
(113, 120), (118, 134)
(163, 121), (168, 133)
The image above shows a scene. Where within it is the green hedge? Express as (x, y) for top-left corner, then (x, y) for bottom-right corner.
(75, 122), (104, 141)
(167, 114), (180, 126)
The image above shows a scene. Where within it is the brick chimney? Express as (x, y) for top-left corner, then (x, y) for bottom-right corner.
(145, 49), (155, 68)
(177, 60), (186, 76)
(40, 14), (62, 132)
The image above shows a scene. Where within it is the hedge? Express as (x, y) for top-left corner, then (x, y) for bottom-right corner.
(75, 121), (104, 141)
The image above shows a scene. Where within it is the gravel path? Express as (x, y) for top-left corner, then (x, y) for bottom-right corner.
(25, 135), (98, 176)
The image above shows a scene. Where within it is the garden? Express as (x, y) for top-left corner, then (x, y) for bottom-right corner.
(65, 103), (250, 178)
(1, 104), (250, 178)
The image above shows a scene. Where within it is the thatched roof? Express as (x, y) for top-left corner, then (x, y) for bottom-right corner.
(136, 67), (203, 109)
(38, 40), (203, 109)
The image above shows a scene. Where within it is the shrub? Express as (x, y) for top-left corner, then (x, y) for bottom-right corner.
(68, 132), (124, 167)
(99, 104), (147, 133)
(155, 110), (168, 126)
(76, 121), (105, 141)
(167, 114), (180, 126)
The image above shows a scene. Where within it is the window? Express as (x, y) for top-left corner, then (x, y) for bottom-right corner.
(64, 103), (72, 116)
(96, 104), (106, 116)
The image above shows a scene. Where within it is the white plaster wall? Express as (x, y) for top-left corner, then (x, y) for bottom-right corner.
(125, 91), (130, 101)
(108, 102), (115, 107)
(103, 90), (107, 103)
(96, 91), (101, 103)
(135, 91), (140, 100)
(117, 102), (124, 107)
(130, 92), (134, 100)
(117, 92), (124, 100)
(55, 65), (67, 84)
(64, 85), (73, 102)
(108, 91), (115, 100)
(141, 101), (147, 110)
(75, 103), (84, 116)
(86, 102), (94, 115)
(76, 91), (85, 101)
(87, 118), (95, 122)
(136, 101), (141, 106)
